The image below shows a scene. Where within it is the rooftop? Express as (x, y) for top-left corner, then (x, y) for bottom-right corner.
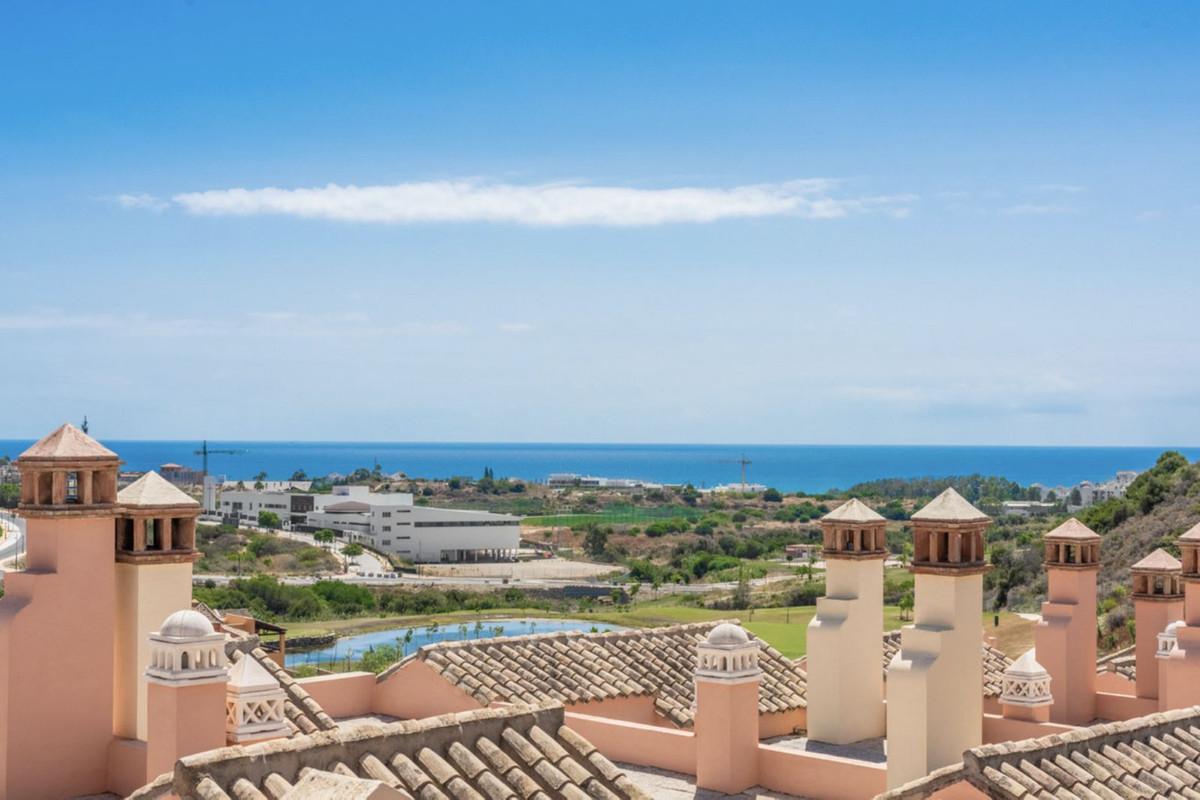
(18, 423), (118, 461)
(1044, 517), (1102, 542)
(880, 705), (1200, 799)
(132, 702), (650, 800)
(910, 488), (990, 523)
(823, 498), (886, 524)
(117, 471), (199, 509)
(1132, 548), (1182, 573)
(395, 620), (806, 728)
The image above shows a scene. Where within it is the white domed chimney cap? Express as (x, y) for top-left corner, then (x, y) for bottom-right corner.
(706, 622), (751, 648)
(157, 609), (216, 640)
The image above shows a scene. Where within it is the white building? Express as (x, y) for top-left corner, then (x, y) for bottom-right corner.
(217, 485), (519, 563)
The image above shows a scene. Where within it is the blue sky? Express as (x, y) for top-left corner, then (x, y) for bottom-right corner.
(2, 2), (1198, 445)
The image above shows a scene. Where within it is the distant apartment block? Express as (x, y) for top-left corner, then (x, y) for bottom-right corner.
(217, 484), (519, 563)
(547, 472), (664, 489)
(1032, 469), (1140, 509)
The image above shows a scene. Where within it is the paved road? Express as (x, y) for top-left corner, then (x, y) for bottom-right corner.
(0, 511), (24, 566)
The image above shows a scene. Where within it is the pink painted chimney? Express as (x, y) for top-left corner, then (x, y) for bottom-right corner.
(1130, 549), (1184, 700)
(694, 623), (761, 795)
(1160, 524), (1200, 710)
(1034, 518), (1100, 724)
(144, 610), (229, 782)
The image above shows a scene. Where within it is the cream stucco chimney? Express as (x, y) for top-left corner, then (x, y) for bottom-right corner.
(807, 498), (887, 745)
(886, 488), (990, 789)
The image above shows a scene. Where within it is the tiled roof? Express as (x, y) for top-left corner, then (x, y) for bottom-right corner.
(1133, 548), (1182, 573)
(910, 488), (990, 523)
(18, 423), (117, 461)
(1044, 517), (1102, 542)
(230, 648), (337, 736)
(117, 471), (199, 508)
(882, 631), (1012, 698)
(132, 702), (650, 800)
(881, 705), (1200, 799)
(823, 498), (885, 523)
(1180, 522), (1200, 543)
(1098, 645), (1138, 680)
(398, 620), (807, 727)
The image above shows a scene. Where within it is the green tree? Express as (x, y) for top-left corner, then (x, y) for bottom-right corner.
(290, 469), (308, 481)
(313, 529), (336, 549)
(257, 510), (281, 529)
(341, 542), (364, 571)
(899, 590), (915, 621)
(582, 523), (609, 558)
(763, 488), (783, 503)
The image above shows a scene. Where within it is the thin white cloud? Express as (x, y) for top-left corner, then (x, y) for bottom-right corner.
(1001, 204), (1077, 216)
(1031, 183), (1086, 194)
(162, 179), (916, 227)
(114, 193), (168, 211)
(499, 322), (535, 334)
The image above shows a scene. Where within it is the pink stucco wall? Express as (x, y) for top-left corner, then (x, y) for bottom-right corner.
(757, 743), (887, 800)
(298, 672), (376, 719)
(563, 693), (669, 727)
(982, 713), (1074, 744)
(1096, 670), (1136, 694)
(760, 707), (806, 738)
(107, 737), (149, 797)
(0, 516), (117, 799)
(929, 781), (988, 799)
(564, 711), (698, 775)
(372, 659), (484, 719)
(1095, 690), (1159, 721)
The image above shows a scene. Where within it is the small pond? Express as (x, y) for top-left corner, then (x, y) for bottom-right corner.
(285, 617), (626, 668)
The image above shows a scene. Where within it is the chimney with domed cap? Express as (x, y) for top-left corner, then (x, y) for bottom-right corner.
(886, 488), (990, 789)
(807, 498), (886, 745)
(144, 609), (229, 783)
(694, 622), (761, 795)
(1131, 548), (1184, 701)
(1035, 517), (1101, 724)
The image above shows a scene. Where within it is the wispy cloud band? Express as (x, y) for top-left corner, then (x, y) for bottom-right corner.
(147, 179), (916, 227)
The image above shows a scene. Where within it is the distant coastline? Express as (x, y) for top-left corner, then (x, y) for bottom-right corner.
(3, 440), (1197, 494)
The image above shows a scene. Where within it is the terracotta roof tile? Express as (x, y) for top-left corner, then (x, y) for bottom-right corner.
(877, 706), (1200, 800)
(140, 704), (647, 800)
(402, 620), (806, 728)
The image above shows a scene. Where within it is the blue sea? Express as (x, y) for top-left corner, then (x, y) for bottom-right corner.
(2, 439), (1198, 493)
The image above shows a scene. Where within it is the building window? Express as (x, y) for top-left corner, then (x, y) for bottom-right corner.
(382, 526), (391, 532)
(382, 540), (391, 546)
(382, 511), (392, 518)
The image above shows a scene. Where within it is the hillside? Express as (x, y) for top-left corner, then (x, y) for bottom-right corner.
(1080, 452), (1200, 597)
